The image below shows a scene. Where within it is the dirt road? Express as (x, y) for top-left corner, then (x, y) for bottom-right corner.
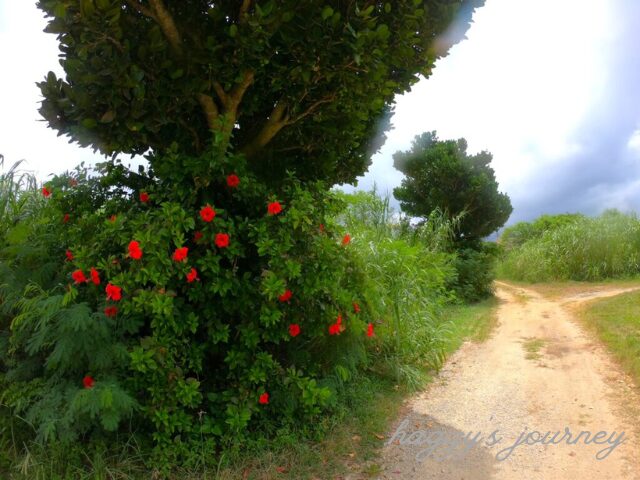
(373, 283), (640, 479)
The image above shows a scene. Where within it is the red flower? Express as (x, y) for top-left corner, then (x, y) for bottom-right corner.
(193, 230), (203, 242)
(65, 249), (74, 262)
(90, 267), (101, 285)
(42, 186), (51, 198)
(267, 201), (283, 216)
(367, 323), (374, 337)
(128, 240), (143, 260)
(342, 234), (351, 246)
(200, 205), (216, 222)
(329, 314), (343, 336)
(83, 375), (95, 389)
(259, 392), (269, 405)
(104, 306), (118, 317)
(288, 324), (301, 337)
(215, 233), (230, 248)
(319, 223), (325, 233)
(106, 283), (122, 301)
(72, 269), (88, 284)
(172, 246), (188, 262)
(353, 302), (360, 314)
(226, 174), (240, 188)
(186, 267), (199, 283)
(63, 213), (70, 224)
(279, 289), (292, 302)
(109, 214), (117, 223)
(139, 192), (149, 203)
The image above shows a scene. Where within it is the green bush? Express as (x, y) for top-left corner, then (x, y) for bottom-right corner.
(498, 210), (640, 281)
(450, 243), (498, 303)
(0, 150), (375, 469)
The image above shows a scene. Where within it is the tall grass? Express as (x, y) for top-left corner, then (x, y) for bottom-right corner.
(338, 189), (457, 389)
(498, 210), (640, 282)
(0, 155), (39, 236)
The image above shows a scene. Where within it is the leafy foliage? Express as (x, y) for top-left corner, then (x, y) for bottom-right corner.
(0, 155), (373, 470)
(36, 0), (483, 184)
(393, 131), (512, 241)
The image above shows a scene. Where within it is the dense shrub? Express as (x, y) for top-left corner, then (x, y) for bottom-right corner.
(0, 150), (375, 469)
(498, 210), (640, 281)
(450, 243), (498, 302)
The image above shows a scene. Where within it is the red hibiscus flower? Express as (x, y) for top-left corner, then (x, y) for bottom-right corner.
(72, 269), (88, 284)
(106, 283), (122, 301)
(186, 267), (199, 283)
(193, 230), (203, 242)
(319, 223), (325, 233)
(200, 205), (216, 222)
(226, 174), (240, 188)
(259, 392), (269, 405)
(83, 375), (95, 389)
(267, 201), (283, 216)
(215, 233), (229, 248)
(288, 324), (301, 337)
(139, 192), (149, 203)
(42, 186), (51, 198)
(172, 247), (188, 262)
(367, 323), (374, 337)
(104, 306), (118, 317)
(128, 240), (143, 260)
(109, 214), (117, 223)
(328, 314), (343, 336)
(63, 213), (70, 224)
(90, 267), (101, 285)
(65, 249), (74, 262)
(353, 302), (360, 314)
(342, 234), (351, 246)
(279, 289), (292, 302)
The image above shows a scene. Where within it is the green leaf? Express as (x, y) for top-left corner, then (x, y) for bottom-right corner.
(321, 6), (334, 20)
(229, 24), (238, 37)
(100, 110), (116, 123)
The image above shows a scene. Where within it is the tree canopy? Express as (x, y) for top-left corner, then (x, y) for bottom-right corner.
(393, 131), (512, 241)
(37, 0), (483, 184)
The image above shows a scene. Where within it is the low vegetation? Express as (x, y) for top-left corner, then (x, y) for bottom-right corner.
(576, 290), (640, 384)
(498, 210), (640, 282)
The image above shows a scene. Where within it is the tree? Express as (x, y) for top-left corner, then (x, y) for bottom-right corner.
(393, 131), (512, 241)
(37, 0), (483, 184)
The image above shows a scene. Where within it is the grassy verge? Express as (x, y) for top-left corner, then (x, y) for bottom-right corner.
(575, 290), (640, 385)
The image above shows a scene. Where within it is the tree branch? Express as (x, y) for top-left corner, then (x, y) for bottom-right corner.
(148, 0), (182, 55)
(239, 0), (252, 24)
(286, 93), (336, 125)
(197, 94), (219, 131)
(240, 101), (289, 158)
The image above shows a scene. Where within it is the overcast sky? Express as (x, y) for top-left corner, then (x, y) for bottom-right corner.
(2, 0), (640, 225)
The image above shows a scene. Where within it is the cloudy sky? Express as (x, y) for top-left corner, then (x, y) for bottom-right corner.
(2, 0), (640, 225)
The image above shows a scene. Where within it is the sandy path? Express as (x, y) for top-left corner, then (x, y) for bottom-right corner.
(370, 282), (640, 480)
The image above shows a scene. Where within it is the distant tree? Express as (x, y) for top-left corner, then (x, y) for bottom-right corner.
(393, 131), (512, 242)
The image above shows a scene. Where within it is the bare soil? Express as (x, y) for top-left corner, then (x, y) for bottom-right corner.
(366, 282), (640, 479)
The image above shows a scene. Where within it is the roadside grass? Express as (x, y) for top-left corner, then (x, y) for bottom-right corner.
(575, 290), (640, 386)
(442, 297), (499, 344)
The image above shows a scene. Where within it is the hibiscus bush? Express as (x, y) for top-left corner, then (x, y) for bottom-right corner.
(0, 148), (375, 469)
